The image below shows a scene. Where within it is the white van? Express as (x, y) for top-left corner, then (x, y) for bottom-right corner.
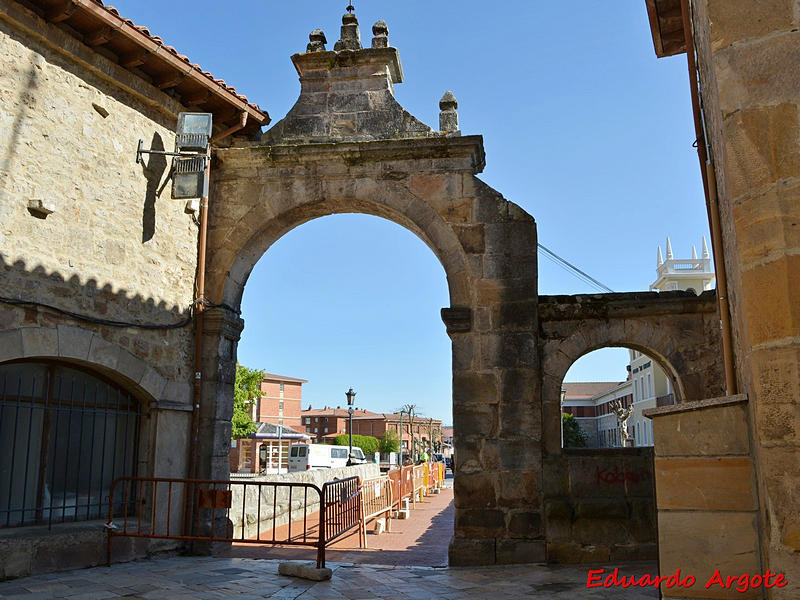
(287, 444), (367, 471)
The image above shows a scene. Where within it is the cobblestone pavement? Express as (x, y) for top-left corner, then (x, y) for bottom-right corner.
(0, 556), (660, 599)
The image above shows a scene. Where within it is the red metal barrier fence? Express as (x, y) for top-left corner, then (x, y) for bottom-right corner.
(105, 475), (361, 568)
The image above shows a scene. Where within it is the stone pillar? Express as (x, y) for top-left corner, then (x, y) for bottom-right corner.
(198, 305), (244, 482)
(445, 204), (543, 566)
(645, 395), (760, 599)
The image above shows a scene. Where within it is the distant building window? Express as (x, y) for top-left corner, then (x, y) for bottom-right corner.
(314, 427), (318, 433)
(279, 401), (284, 411)
(324, 427), (328, 433)
(314, 417), (318, 422)
(305, 417), (310, 424)
(280, 383), (284, 394)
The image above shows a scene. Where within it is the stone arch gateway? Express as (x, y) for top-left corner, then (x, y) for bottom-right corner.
(199, 15), (542, 565)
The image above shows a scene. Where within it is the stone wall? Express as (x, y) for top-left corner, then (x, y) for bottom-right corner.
(0, 3), (199, 578)
(543, 449), (656, 563)
(0, 2), (196, 459)
(690, 2), (800, 594)
(229, 464), (380, 539)
(645, 395), (760, 599)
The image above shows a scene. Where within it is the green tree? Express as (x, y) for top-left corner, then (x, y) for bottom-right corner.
(562, 412), (588, 448)
(379, 429), (400, 454)
(232, 363), (262, 440)
(333, 434), (380, 455)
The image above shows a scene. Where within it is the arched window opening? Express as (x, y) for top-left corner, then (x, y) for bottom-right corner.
(0, 361), (141, 528)
(561, 347), (677, 449)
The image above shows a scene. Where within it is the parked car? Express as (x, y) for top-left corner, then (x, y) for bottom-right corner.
(287, 444), (366, 471)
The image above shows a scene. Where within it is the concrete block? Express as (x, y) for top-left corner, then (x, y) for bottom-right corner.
(396, 509), (410, 520)
(373, 518), (386, 534)
(278, 561), (332, 581)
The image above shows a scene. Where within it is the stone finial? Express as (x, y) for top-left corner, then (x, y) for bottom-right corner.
(334, 12), (362, 51)
(702, 236), (710, 259)
(372, 20), (389, 48)
(666, 237), (674, 259)
(439, 91), (459, 132)
(692, 244), (698, 260)
(307, 29), (327, 53)
(657, 245), (664, 267)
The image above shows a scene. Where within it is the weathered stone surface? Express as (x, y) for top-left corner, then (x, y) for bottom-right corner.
(658, 511), (761, 599)
(448, 536), (495, 567)
(708, 0), (794, 50)
(722, 103), (800, 200)
(496, 538), (545, 564)
(655, 457), (756, 511)
(652, 402), (751, 456)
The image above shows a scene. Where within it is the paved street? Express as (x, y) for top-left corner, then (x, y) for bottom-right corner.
(0, 556), (660, 599)
(225, 479), (454, 567)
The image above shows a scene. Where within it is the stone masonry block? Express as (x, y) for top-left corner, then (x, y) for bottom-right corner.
(21, 327), (58, 358)
(506, 510), (543, 539)
(455, 509), (506, 538)
(87, 334), (121, 371)
(722, 103), (800, 200)
(653, 403), (751, 457)
(0, 328), (23, 362)
(496, 538), (545, 564)
(453, 370), (498, 405)
(655, 457), (757, 511)
(498, 470), (540, 508)
(740, 254), (800, 346)
(708, 0), (794, 50)
(56, 325), (93, 361)
(116, 348), (147, 387)
(449, 536), (495, 567)
(138, 366), (168, 401)
(454, 471), (497, 509)
(658, 511), (760, 599)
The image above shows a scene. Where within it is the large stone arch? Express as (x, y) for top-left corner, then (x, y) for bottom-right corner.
(198, 15), (542, 566)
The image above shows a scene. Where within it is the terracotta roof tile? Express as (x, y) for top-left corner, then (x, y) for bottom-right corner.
(51, 0), (269, 120)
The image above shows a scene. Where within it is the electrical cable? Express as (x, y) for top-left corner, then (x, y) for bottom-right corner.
(0, 296), (193, 329)
(537, 243), (615, 293)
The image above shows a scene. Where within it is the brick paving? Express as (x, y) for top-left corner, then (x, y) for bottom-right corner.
(224, 482), (454, 567)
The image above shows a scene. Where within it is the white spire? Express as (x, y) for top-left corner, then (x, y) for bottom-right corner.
(702, 236), (710, 259)
(657, 245), (664, 267)
(666, 237), (674, 260)
(692, 244), (698, 259)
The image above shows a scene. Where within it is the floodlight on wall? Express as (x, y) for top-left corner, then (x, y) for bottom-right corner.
(135, 112), (213, 200)
(176, 113), (213, 152)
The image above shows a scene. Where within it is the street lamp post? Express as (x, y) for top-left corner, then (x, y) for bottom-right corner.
(346, 387), (356, 465)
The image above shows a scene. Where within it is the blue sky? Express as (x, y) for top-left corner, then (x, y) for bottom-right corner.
(112, 1), (710, 423)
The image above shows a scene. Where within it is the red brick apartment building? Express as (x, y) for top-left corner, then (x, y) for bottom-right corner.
(301, 407), (443, 454)
(253, 373), (306, 431)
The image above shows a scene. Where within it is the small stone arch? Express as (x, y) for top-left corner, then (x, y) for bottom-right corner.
(538, 291), (724, 456)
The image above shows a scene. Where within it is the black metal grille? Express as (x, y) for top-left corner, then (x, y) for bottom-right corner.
(0, 362), (141, 528)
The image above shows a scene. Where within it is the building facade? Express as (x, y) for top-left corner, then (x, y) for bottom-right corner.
(253, 373), (306, 432)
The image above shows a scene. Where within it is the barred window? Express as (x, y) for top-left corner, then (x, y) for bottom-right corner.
(0, 361), (141, 528)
